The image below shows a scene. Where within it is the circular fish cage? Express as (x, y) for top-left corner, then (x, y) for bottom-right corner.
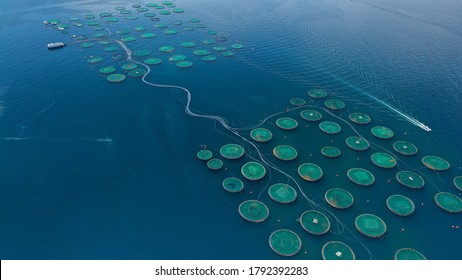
(298, 163), (323, 182)
(134, 26), (147, 32)
(268, 183), (297, 204)
(164, 29), (177, 35)
(370, 152), (397, 169)
(322, 241), (355, 260)
(203, 39), (215, 45)
(300, 110), (322, 122)
(268, 229), (302, 257)
(394, 248), (426, 260)
(434, 192), (462, 213)
(273, 145), (298, 161)
(112, 54), (127, 60)
(144, 58), (162, 65)
(176, 61), (193, 68)
(159, 45), (175, 52)
(207, 158), (223, 170)
(371, 126), (394, 139)
(213, 46), (227, 52)
(290, 98), (306, 106)
(422, 156), (450, 171)
(155, 23), (168, 28)
(395, 171), (425, 189)
(202, 55), (217, 62)
(325, 188), (354, 209)
(133, 50), (151, 57)
(300, 210), (330, 235)
(222, 51), (234, 57)
(238, 200), (269, 222)
(231, 43), (244, 49)
(308, 89), (327, 99)
(321, 146), (341, 158)
(87, 56), (103, 64)
(355, 214), (387, 238)
(345, 136), (370, 151)
(193, 49), (210, 56)
(386, 194), (415, 216)
(99, 40), (111, 45)
(180, 41), (197, 48)
(169, 54), (187, 62)
(325, 99), (345, 110)
(122, 63), (137, 70)
(319, 121), (341, 134)
(453, 176), (462, 191)
(347, 168), (375, 186)
(241, 162), (266, 181)
(250, 128), (272, 142)
(106, 73), (126, 83)
(222, 177), (244, 193)
(349, 112), (371, 125)
(393, 141), (418, 156)
(220, 143), (245, 159)
(276, 117), (298, 130)
(196, 149), (213, 161)
(141, 33), (156, 38)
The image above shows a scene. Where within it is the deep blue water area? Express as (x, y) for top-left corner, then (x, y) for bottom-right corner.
(0, 0), (461, 259)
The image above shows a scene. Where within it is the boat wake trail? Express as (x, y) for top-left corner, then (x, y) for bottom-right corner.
(342, 81), (432, 131)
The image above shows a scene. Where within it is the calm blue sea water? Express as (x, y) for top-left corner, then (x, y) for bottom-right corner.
(0, 0), (461, 260)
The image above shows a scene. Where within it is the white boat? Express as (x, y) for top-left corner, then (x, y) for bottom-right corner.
(47, 42), (66, 49)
